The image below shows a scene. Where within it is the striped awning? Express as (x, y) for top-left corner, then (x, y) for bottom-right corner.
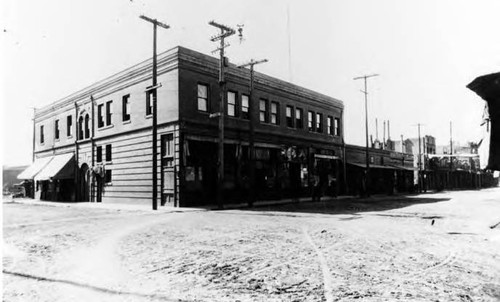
(35, 153), (75, 180)
(17, 157), (53, 180)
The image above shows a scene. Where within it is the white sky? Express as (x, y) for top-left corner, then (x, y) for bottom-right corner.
(2, 0), (499, 166)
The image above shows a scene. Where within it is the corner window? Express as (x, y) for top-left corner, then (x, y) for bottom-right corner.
(286, 106), (294, 128)
(67, 115), (72, 137)
(122, 94), (131, 122)
(54, 120), (60, 140)
(96, 146), (102, 163)
(271, 101), (279, 125)
(334, 118), (340, 136)
(227, 91), (236, 117)
(197, 84), (208, 112)
(316, 113), (323, 133)
(40, 125), (44, 144)
(296, 108), (303, 129)
(308, 111), (315, 131)
(105, 101), (113, 126)
(105, 144), (112, 162)
(241, 94), (249, 119)
(259, 99), (268, 123)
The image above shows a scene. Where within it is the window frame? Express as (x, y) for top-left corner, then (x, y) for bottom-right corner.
(296, 108), (303, 129)
(227, 91), (237, 117)
(66, 115), (72, 137)
(54, 119), (60, 140)
(105, 144), (112, 162)
(97, 104), (104, 128)
(334, 117), (341, 136)
(122, 94), (131, 122)
(270, 101), (280, 125)
(197, 83), (209, 112)
(286, 105), (294, 128)
(308, 111), (315, 131)
(105, 100), (113, 126)
(96, 146), (102, 163)
(146, 88), (153, 116)
(259, 99), (268, 123)
(241, 94), (249, 119)
(40, 125), (44, 144)
(327, 116), (333, 135)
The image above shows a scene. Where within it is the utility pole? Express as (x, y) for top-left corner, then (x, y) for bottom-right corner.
(237, 58), (268, 207)
(449, 121), (453, 188)
(353, 74), (379, 197)
(209, 20), (237, 210)
(417, 123), (422, 193)
(140, 15), (170, 211)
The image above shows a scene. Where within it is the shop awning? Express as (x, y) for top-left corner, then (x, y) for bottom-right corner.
(17, 157), (53, 180)
(389, 165), (417, 171)
(347, 162), (395, 169)
(314, 154), (340, 160)
(35, 153), (75, 180)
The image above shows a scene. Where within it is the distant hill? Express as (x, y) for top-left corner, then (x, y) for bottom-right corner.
(3, 165), (28, 192)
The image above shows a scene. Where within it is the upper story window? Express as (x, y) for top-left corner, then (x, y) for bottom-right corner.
(54, 119), (60, 140)
(146, 88), (153, 116)
(67, 115), (72, 137)
(327, 116), (333, 135)
(296, 108), (303, 129)
(78, 116), (84, 139)
(334, 117), (340, 136)
(105, 101), (113, 126)
(197, 84), (208, 112)
(270, 101), (279, 125)
(96, 146), (102, 163)
(40, 125), (44, 144)
(241, 94), (249, 119)
(84, 114), (90, 139)
(316, 113), (323, 133)
(259, 99), (268, 123)
(227, 91), (236, 117)
(286, 106), (294, 128)
(122, 94), (131, 122)
(308, 111), (315, 131)
(105, 144), (112, 162)
(98, 104), (104, 128)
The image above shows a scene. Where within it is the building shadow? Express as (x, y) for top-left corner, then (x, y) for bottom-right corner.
(229, 195), (451, 216)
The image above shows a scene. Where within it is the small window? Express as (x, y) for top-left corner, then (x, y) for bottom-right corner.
(105, 170), (112, 183)
(146, 88), (153, 116)
(67, 115), (72, 137)
(98, 104), (104, 128)
(122, 94), (131, 122)
(241, 95), (249, 119)
(197, 84), (208, 112)
(286, 106), (294, 128)
(105, 144), (112, 162)
(334, 118), (340, 136)
(308, 111), (315, 131)
(316, 113), (323, 133)
(327, 116), (333, 135)
(162, 133), (174, 158)
(227, 91), (236, 117)
(271, 101), (279, 125)
(96, 146), (102, 163)
(106, 101), (113, 126)
(259, 99), (268, 123)
(296, 108), (303, 129)
(40, 125), (44, 144)
(54, 120), (60, 140)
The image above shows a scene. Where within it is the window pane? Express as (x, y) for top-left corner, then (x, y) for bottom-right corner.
(227, 92), (236, 116)
(198, 84), (207, 98)
(198, 98), (207, 111)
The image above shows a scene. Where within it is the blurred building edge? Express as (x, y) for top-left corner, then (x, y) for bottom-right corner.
(467, 72), (500, 171)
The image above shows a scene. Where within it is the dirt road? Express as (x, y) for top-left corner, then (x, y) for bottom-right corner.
(3, 188), (500, 301)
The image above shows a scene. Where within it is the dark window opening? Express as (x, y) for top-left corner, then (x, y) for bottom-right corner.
(105, 144), (112, 162)
(54, 120), (59, 140)
(122, 94), (130, 122)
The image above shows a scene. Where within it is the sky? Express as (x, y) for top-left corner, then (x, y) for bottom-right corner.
(2, 0), (500, 166)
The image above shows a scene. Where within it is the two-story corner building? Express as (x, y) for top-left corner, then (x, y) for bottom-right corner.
(19, 46), (345, 207)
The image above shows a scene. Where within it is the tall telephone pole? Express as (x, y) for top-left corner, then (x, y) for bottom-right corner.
(140, 15), (170, 210)
(209, 20), (237, 210)
(353, 74), (379, 197)
(237, 58), (268, 207)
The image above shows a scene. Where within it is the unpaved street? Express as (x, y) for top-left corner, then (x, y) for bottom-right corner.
(3, 188), (500, 301)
